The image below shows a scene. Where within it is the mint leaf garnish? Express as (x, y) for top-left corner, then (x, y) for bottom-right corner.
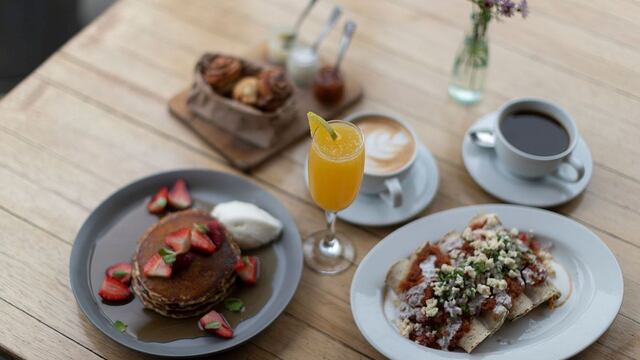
(112, 270), (127, 278)
(114, 320), (127, 332)
(204, 321), (220, 330)
(194, 223), (208, 233)
(159, 247), (177, 264)
(224, 297), (245, 312)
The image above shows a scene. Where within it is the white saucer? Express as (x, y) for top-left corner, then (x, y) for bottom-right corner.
(462, 112), (593, 208)
(305, 144), (439, 227)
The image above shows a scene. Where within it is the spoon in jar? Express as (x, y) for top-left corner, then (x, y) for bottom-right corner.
(281, 0), (317, 48)
(333, 20), (356, 74)
(292, 0), (317, 36)
(311, 5), (343, 52)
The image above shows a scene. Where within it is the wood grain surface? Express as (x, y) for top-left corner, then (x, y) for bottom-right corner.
(0, 0), (638, 359)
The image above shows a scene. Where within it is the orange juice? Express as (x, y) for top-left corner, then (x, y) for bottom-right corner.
(308, 121), (365, 212)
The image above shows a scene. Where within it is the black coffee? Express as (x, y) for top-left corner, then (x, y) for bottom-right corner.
(500, 111), (570, 156)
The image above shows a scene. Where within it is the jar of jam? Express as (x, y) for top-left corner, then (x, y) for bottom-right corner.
(313, 66), (345, 104)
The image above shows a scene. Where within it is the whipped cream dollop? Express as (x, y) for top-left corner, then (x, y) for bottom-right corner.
(211, 201), (283, 250)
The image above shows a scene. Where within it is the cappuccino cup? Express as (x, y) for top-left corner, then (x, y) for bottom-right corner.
(346, 112), (418, 208)
(470, 98), (585, 182)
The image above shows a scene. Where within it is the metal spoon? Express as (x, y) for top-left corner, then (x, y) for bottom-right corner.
(334, 20), (356, 74)
(292, 0), (317, 35)
(469, 129), (496, 148)
(311, 5), (343, 52)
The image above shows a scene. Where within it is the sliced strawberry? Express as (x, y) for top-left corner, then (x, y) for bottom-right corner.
(143, 254), (172, 278)
(105, 262), (132, 285)
(98, 277), (131, 302)
(236, 256), (259, 285)
(233, 257), (245, 271)
(198, 310), (233, 339)
(207, 220), (226, 247)
(168, 179), (192, 209)
(174, 252), (197, 273)
(190, 224), (216, 254)
(165, 228), (191, 254)
(147, 186), (169, 214)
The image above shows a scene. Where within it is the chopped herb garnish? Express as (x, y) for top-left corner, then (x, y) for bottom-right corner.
(204, 321), (220, 330)
(159, 247), (177, 264)
(224, 297), (245, 312)
(114, 320), (127, 332)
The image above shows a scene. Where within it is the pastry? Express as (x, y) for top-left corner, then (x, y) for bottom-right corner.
(203, 55), (243, 94)
(256, 68), (293, 112)
(232, 76), (259, 106)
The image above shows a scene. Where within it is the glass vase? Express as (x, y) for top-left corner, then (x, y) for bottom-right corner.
(448, 10), (490, 105)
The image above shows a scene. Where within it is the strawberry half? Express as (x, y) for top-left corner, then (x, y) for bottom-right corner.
(147, 186), (169, 214)
(236, 256), (259, 285)
(190, 224), (216, 254)
(233, 257), (245, 271)
(206, 220), (226, 247)
(199, 310), (233, 339)
(168, 179), (192, 209)
(98, 277), (131, 302)
(143, 254), (172, 278)
(174, 252), (197, 273)
(105, 262), (132, 285)
(165, 228), (191, 254)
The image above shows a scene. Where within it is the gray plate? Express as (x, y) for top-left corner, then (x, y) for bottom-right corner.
(69, 169), (303, 357)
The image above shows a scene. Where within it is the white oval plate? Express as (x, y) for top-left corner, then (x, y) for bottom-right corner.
(351, 204), (623, 360)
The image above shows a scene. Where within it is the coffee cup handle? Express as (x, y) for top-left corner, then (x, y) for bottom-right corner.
(553, 155), (585, 183)
(380, 178), (403, 208)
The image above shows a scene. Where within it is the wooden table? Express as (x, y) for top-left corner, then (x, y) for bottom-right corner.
(1, 0), (638, 358)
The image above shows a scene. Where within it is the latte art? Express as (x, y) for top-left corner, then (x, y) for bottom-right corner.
(356, 116), (416, 174)
(365, 131), (411, 160)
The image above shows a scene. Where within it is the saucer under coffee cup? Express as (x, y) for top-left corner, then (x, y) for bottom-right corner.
(346, 112), (419, 208)
(470, 98), (585, 182)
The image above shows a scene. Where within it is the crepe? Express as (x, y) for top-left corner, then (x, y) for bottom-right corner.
(386, 256), (507, 353)
(386, 213), (561, 353)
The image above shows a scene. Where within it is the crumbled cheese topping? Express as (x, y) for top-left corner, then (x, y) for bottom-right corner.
(477, 284), (491, 296)
(487, 278), (508, 290)
(464, 265), (476, 279)
(422, 298), (439, 318)
(440, 264), (454, 273)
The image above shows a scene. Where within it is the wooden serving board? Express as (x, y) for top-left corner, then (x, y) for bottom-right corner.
(169, 51), (363, 171)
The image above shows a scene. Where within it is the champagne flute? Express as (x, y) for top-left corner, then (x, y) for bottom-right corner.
(304, 113), (365, 274)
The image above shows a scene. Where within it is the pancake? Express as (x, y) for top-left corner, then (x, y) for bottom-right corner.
(132, 209), (241, 318)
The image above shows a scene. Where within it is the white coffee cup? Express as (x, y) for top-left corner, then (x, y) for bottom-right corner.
(346, 112), (419, 208)
(470, 98), (585, 182)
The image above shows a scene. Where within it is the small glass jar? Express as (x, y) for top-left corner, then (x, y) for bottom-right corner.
(266, 28), (295, 66)
(286, 43), (320, 88)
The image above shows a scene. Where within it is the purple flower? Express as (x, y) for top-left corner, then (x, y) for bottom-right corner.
(517, 0), (529, 18)
(497, 0), (516, 17)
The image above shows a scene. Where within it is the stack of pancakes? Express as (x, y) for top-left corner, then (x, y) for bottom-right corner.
(132, 209), (241, 318)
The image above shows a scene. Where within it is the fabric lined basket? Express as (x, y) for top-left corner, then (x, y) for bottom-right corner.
(187, 53), (297, 148)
